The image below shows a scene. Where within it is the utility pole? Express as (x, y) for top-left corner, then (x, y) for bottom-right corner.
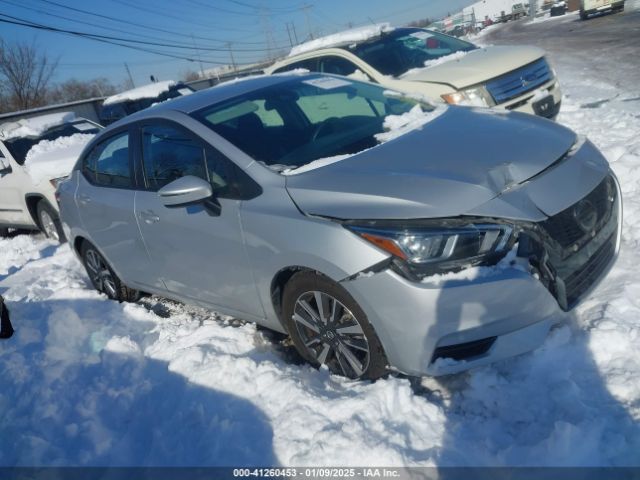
(302, 4), (313, 40)
(226, 42), (237, 73)
(285, 22), (293, 47)
(191, 34), (206, 78)
(124, 62), (135, 88)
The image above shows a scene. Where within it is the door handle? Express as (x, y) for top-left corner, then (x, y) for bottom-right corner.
(139, 210), (160, 224)
(78, 194), (92, 205)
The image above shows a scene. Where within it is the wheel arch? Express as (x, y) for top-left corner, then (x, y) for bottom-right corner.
(270, 266), (316, 330)
(24, 194), (47, 228)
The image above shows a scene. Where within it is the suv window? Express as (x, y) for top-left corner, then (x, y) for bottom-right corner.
(142, 124), (207, 191)
(318, 56), (358, 76)
(83, 132), (133, 188)
(272, 58), (318, 74)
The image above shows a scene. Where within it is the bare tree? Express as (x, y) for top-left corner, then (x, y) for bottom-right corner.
(0, 38), (58, 112)
(181, 69), (201, 82)
(48, 77), (118, 104)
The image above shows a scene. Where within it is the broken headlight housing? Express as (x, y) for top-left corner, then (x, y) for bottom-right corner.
(345, 221), (514, 280)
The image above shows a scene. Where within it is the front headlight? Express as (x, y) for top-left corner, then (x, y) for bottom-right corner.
(345, 221), (514, 280)
(441, 85), (495, 107)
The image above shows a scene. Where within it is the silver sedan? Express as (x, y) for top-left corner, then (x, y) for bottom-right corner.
(58, 73), (621, 379)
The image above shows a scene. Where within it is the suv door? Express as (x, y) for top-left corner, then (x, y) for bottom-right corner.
(75, 130), (151, 288)
(0, 144), (31, 227)
(134, 121), (264, 318)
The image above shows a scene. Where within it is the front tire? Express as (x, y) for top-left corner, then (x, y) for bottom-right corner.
(37, 201), (66, 243)
(81, 242), (140, 302)
(282, 271), (387, 380)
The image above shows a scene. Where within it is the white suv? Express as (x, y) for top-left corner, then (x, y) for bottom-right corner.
(266, 24), (562, 119)
(0, 112), (101, 241)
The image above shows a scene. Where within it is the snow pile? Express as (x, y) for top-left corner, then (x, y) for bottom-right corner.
(375, 104), (448, 143)
(289, 23), (392, 57)
(23, 133), (94, 184)
(103, 80), (176, 105)
(0, 112), (76, 141)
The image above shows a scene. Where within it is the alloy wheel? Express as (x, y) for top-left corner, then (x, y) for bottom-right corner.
(84, 248), (118, 298)
(292, 290), (371, 379)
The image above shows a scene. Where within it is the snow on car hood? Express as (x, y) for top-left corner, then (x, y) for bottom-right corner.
(0, 112), (76, 141)
(285, 107), (577, 220)
(24, 133), (94, 185)
(399, 45), (546, 90)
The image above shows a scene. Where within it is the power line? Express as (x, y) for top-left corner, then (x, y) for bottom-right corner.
(0, 0), (224, 48)
(0, 11), (287, 53)
(0, 14), (239, 64)
(34, 0), (269, 44)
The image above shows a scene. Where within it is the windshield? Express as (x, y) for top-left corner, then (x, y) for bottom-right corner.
(351, 28), (477, 77)
(3, 120), (101, 165)
(194, 75), (428, 171)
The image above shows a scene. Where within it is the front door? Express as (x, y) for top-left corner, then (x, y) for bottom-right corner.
(134, 122), (264, 318)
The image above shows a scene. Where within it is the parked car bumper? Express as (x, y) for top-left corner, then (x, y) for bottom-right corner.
(342, 267), (563, 376)
(501, 79), (563, 119)
(341, 173), (621, 377)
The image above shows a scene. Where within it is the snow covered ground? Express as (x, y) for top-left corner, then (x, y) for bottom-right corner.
(2, 18), (640, 468)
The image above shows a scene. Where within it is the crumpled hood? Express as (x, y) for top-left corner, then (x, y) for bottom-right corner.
(400, 46), (546, 90)
(285, 107), (576, 220)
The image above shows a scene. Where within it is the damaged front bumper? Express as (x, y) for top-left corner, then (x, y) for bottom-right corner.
(340, 173), (622, 377)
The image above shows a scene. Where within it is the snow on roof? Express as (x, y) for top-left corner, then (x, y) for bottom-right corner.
(23, 133), (95, 184)
(0, 112), (76, 141)
(103, 80), (177, 105)
(289, 23), (393, 57)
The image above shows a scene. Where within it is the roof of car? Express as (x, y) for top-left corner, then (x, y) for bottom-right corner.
(287, 23), (394, 57)
(119, 72), (319, 121)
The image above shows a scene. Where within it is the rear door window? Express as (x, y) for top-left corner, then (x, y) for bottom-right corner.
(82, 132), (133, 188)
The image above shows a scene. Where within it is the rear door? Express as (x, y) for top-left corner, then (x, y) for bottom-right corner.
(75, 129), (152, 288)
(133, 121), (264, 318)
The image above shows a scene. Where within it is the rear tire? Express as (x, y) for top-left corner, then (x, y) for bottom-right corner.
(0, 227), (9, 238)
(37, 201), (66, 243)
(580, 9), (588, 19)
(282, 271), (387, 380)
(80, 242), (140, 302)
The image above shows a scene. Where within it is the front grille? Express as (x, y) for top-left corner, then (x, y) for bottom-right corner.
(485, 58), (553, 104)
(541, 176), (617, 251)
(562, 234), (616, 308)
(531, 175), (619, 310)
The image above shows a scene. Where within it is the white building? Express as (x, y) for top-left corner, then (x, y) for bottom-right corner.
(463, 0), (530, 22)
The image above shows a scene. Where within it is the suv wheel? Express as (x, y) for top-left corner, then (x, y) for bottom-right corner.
(0, 228), (8, 237)
(282, 271), (387, 380)
(37, 201), (66, 242)
(81, 242), (140, 302)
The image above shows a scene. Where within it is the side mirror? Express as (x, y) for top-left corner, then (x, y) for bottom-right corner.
(158, 175), (213, 207)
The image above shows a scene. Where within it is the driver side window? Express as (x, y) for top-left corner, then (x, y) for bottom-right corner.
(141, 125), (207, 191)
